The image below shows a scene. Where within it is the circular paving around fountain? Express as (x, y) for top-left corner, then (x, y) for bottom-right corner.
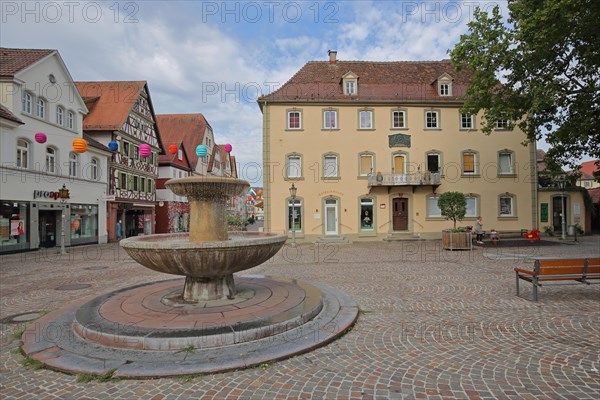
(21, 275), (358, 378)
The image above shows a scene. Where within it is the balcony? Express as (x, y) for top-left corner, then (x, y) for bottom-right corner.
(367, 172), (441, 193)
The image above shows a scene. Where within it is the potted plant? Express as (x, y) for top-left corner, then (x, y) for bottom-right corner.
(438, 192), (471, 250)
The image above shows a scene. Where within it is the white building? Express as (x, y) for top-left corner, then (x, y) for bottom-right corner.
(0, 48), (110, 253)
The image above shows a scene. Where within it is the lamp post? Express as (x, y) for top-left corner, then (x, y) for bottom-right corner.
(59, 184), (69, 255)
(557, 176), (567, 240)
(289, 183), (297, 247)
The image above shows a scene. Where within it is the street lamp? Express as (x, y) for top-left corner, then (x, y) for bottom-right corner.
(289, 183), (297, 247)
(59, 184), (69, 255)
(557, 176), (567, 240)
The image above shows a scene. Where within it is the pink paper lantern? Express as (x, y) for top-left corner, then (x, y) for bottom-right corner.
(35, 132), (47, 144)
(224, 144), (232, 153)
(139, 144), (152, 158)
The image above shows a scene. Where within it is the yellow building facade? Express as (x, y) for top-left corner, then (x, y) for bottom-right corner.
(259, 55), (538, 242)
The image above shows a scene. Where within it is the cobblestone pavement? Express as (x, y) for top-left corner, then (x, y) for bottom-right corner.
(1, 236), (599, 399)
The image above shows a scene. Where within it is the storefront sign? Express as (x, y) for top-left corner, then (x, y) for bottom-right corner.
(33, 189), (70, 200)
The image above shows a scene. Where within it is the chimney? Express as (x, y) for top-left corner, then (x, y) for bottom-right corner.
(328, 50), (337, 64)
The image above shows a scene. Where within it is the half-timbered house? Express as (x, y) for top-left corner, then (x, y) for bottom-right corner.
(75, 81), (164, 241)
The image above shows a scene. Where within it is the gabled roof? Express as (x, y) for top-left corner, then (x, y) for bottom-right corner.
(0, 48), (54, 78)
(75, 81), (147, 131)
(580, 160), (599, 177)
(0, 104), (24, 124)
(258, 59), (473, 104)
(155, 114), (209, 170)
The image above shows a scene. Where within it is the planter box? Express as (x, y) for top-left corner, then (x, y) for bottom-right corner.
(442, 230), (473, 250)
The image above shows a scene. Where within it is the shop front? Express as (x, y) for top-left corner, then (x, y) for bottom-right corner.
(0, 182), (107, 254)
(108, 202), (155, 241)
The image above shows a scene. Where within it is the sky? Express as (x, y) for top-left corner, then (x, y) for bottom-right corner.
(2, 0), (520, 184)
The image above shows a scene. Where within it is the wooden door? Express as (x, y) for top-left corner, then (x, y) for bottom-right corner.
(392, 198), (408, 231)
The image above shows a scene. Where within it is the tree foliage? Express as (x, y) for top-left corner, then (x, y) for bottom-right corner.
(450, 0), (600, 173)
(437, 192), (467, 229)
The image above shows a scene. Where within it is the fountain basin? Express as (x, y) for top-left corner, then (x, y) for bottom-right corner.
(120, 232), (287, 278)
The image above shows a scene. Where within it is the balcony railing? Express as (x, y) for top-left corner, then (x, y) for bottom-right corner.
(368, 172), (441, 188)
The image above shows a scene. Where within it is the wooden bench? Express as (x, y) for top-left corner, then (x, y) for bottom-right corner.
(514, 258), (600, 301)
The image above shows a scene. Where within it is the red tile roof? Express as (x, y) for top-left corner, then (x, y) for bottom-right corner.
(156, 114), (209, 170)
(580, 160), (599, 177)
(0, 48), (54, 77)
(75, 81), (147, 131)
(259, 59), (473, 103)
(0, 104), (24, 124)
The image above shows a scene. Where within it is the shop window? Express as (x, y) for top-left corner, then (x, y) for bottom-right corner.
(70, 204), (98, 242)
(0, 201), (29, 250)
(360, 198), (374, 230)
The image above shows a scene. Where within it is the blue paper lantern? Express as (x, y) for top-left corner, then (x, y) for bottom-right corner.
(196, 144), (208, 158)
(108, 141), (119, 152)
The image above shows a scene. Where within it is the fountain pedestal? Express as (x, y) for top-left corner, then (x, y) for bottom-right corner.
(183, 275), (235, 301)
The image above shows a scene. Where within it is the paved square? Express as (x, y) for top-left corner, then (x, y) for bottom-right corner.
(1, 237), (599, 399)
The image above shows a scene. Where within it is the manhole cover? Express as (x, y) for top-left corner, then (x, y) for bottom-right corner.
(84, 266), (108, 271)
(55, 284), (92, 291)
(1, 311), (45, 324)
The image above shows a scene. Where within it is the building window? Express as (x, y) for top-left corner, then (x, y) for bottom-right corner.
(141, 177), (146, 192)
(344, 80), (357, 95)
(70, 204), (98, 240)
(360, 198), (374, 230)
(440, 84), (449, 96)
(392, 110), (406, 128)
(45, 147), (56, 174)
(90, 158), (98, 180)
(425, 111), (439, 129)
(288, 110), (301, 129)
(123, 141), (130, 156)
(134, 145), (139, 160)
(323, 155), (338, 178)
(69, 152), (78, 177)
(393, 154), (406, 174)
(67, 111), (74, 129)
(323, 110), (337, 129)
(465, 196), (478, 218)
(498, 151), (514, 174)
(495, 117), (510, 129)
(427, 196), (442, 217)
(17, 139), (29, 169)
(56, 107), (64, 126)
(359, 110), (373, 129)
(177, 149), (183, 160)
(426, 153), (441, 173)
(460, 113), (474, 129)
(499, 195), (515, 216)
(584, 180), (592, 188)
(36, 98), (46, 119)
(120, 172), (127, 190)
(286, 155), (302, 178)
(0, 201), (30, 247)
(359, 153), (374, 176)
(288, 199), (302, 232)
(22, 92), (32, 113)
(462, 152), (477, 175)
(148, 179), (153, 193)
(133, 176), (139, 191)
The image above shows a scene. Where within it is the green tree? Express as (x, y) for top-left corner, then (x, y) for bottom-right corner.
(437, 192), (467, 229)
(450, 0), (599, 173)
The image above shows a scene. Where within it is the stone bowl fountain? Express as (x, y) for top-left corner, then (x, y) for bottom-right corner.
(21, 175), (358, 378)
(120, 176), (287, 301)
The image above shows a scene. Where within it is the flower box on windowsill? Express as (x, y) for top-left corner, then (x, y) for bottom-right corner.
(442, 229), (473, 250)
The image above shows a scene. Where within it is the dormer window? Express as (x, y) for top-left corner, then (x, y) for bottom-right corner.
(342, 71), (358, 95)
(440, 84), (449, 96)
(437, 73), (453, 96)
